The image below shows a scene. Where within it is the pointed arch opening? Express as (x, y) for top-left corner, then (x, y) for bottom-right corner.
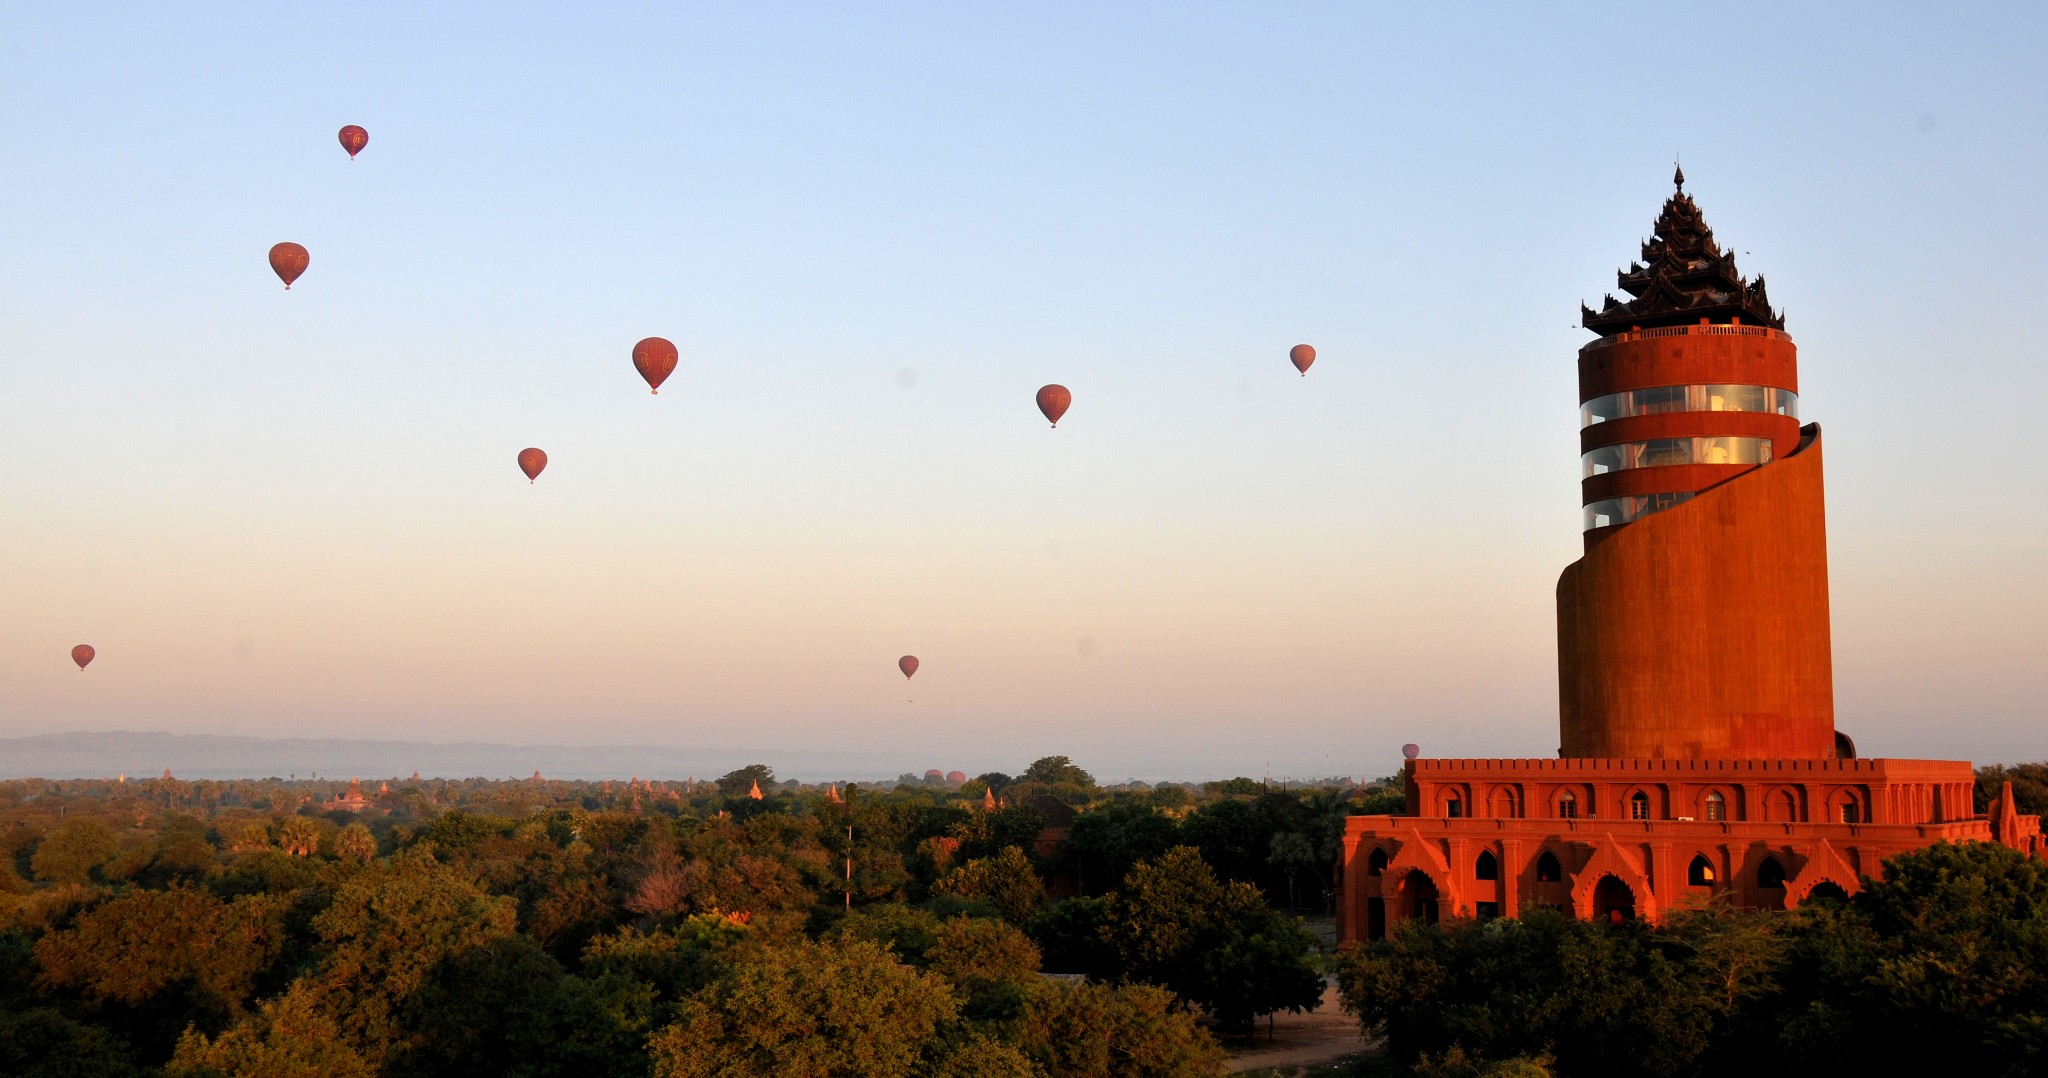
(1557, 790), (1579, 819)
(1704, 790), (1727, 821)
(1475, 850), (1499, 881)
(1757, 856), (1786, 889)
(1536, 850), (1562, 883)
(1593, 875), (1636, 924)
(1629, 791), (1651, 821)
(1397, 869), (1440, 925)
(1366, 847), (1389, 877)
(1805, 881), (1849, 905)
(1687, 854), (1716, 886)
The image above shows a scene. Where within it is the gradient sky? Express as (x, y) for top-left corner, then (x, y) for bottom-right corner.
(3, 4), (2044, 780)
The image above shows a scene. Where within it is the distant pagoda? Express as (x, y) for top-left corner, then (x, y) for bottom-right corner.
(1581, 166), (1783, 336)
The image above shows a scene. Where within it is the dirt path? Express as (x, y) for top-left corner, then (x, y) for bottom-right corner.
(1222, 981), (1373, 1073)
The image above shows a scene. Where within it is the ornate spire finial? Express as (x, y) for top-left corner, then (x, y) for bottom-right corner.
(1673, 159), (1685, 191)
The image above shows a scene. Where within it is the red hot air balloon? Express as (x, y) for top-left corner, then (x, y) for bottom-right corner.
(1290, 343), (1316, 376)
(1401, 743), (1420, 760)
(71, 645), (95, 671)
(338, 125), (369, 159)
(269, 243), (309, 290)
(898, 655), (919, 679)
(632, 337), (678, 394)
(517, 448), (548, 483)
(1036, 384), (1071, 428)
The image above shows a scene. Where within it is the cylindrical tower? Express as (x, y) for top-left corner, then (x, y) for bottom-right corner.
(1557, 170), (1837, 760)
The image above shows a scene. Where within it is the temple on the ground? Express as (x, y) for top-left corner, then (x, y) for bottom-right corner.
(1336, 171), (2043, 940)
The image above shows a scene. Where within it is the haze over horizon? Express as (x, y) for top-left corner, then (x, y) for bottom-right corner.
(4, 4), (2045, 777)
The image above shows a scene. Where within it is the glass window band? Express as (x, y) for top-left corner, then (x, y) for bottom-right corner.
(1583, 492), (1695, 531)
(1583, 436), (1773, 478)
(1581, 384), (1798, 427)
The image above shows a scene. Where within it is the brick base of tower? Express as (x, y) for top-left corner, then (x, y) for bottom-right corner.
(1334, 757), (2044, 943)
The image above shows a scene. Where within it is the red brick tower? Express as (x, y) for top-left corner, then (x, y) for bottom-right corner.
(1333, 174), (2042, 943)
(1559, 167), (1835, 762)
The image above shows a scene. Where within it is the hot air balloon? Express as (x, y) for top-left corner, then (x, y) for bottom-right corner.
(898, 655), (919, 679)
(1290, 343), (1316, 376)
(517, 448), (548, 483)
(1036, 384), (1071, 428)
(1401, 743), (1420, 760)
(632, 337), (678, 394)
(338, 125), (369, 159)
(71, 645), (95, 671)
(269, 243), (309, 290)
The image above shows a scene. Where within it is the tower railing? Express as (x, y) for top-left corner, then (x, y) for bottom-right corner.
(1580, 323), (1794, 353)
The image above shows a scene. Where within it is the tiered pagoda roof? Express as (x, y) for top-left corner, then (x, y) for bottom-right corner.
(1582, 167), (1784, 336)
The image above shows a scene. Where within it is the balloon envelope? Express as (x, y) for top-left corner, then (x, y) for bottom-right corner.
(268, 243), (308, 289)
(898, 655), (919, 679)
(1036, 384), (1071, 427)
(633, 337), (679, 394)
(1290, 344), (1316, 376)
(1401, 743), (1420, 760)
(338, 125), (369, 159)
(72, 644), (95, 670)
(517, 448), (548, 483)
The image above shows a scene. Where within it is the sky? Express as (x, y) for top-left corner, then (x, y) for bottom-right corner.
(2, 4), (2044, 780)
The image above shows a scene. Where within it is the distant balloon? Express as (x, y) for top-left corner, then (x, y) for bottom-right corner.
(338, 125), (369, 159)
(1401, 743), (1420, 760)
(517, 448), (548, 483)
(71, 645), (95, 671)
(898, 655), (919, 679)
(1036, 384), (1071, 428)
(632, 337), (678, 394)
(268, 242), (309, 290)
(1290, 344), (1316, 376)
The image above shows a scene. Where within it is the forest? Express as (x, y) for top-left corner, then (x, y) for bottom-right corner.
(3, 758), (2044, 1077)
(0, 756), (1368, 1077)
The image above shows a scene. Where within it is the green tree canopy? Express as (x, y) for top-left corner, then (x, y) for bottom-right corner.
(1102, 846), (1322, 1030)
(646, 938), (961, 1078)
(1021, 756), (1094, 788)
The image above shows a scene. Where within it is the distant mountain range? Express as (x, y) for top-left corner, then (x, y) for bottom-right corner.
(0, 731), (922, 783)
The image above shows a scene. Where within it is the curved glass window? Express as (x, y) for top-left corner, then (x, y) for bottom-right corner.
(1582, 436), (1772, 478)
(1581, 384), (1797, 427)
(1583, 491), (1694, 531)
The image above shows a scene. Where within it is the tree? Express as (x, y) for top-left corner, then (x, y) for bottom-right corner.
(167, 983), (377, 1078)
(647, 938), (962, 1078)
(1009, 979), (1227, 1077)
(1021, 757), (1094, 788)
(927, 915), (1041, 1020)
(929, 846), (1046, 925)
(1028, 897), (1119, 979)
(0, 1007), (151, 1078)
(305, 851), (521, 1061)
(1062, 799), (1181, 895)
(717, 765), (774, 798)
(278, 815), (323, 857)
(383, 936), (646, 1078)
(330, 823), (377, 864)
(1102, 846), (1322, 1030)
(31, 818), (119, 885)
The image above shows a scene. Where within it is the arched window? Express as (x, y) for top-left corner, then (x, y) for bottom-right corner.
(1757, 856), (1786, 889)
(1839, 800), (1861, 824)
(1704, 791), (1726, 821)
(1366, 847), (1389, 877)
(1444, 795), (1464, 819)
(1475, 850), (1499, 881)
(1629, 791), (1651, 821)
(1557, 791), (1579, 819)
(1772, 790), (1797, 822)
(1688, 854), (1716, 886)
(1536, 850), (1562, 883)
